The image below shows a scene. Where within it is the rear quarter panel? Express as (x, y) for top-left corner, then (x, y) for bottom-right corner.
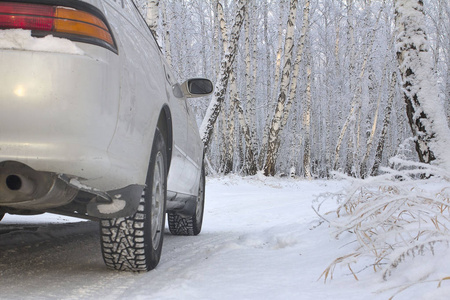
(101, 0), (168, 186)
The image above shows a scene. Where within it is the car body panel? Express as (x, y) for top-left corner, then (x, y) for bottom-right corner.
(0, 0), (207, 219)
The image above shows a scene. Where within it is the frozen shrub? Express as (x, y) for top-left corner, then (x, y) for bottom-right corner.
(316, 158), (450, 282)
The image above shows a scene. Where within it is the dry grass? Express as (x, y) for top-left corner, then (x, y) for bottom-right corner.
(315, 158), (450, 285)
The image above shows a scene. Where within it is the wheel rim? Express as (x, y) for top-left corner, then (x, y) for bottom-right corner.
(151, 151), (165, 250)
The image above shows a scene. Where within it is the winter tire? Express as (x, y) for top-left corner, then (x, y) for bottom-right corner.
(100, 128), (167, 271)
(168, 164), (205, 236)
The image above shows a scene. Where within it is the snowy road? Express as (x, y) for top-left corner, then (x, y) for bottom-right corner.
(0, 176), (448, 299)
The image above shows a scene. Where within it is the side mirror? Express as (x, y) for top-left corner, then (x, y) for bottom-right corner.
(181, 78), (213, 98)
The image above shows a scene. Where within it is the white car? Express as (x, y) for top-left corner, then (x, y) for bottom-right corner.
(0, 0), (212, 271)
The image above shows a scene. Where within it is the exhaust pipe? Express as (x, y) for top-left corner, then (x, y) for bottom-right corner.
(5, 174), (35, 194)
(0, 161), (78, 210)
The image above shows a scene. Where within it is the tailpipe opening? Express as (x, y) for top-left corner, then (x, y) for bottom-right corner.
(4, 174), (35, 195)
(6, 175), (22, 191)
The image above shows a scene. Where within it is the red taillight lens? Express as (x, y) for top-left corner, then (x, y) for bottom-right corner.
(0, 2), (116, 52)
(0, 2), (54, 30)
(0, 14), (53, 31)
(0, 2), (54, 16)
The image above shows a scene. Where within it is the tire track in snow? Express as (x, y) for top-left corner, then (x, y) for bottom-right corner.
(0, 219), (240, 299)
(123, 230), (241, 298)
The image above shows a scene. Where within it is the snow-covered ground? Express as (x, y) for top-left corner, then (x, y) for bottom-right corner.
(0, 175), (449, 299)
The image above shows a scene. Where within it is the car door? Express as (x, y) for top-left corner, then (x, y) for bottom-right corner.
(185, 100), (203, 188)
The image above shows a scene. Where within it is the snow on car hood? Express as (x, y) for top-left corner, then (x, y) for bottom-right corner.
(0, 29), (84, 55)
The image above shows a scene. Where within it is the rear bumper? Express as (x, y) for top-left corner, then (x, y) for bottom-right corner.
(0, 48), (126, 191)
(0, 160), (144, 219)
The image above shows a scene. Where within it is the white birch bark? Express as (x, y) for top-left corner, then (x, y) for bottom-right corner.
(280, 0), (310, 130)
(329, 0), (342, 176)
(224, 73), (237, 174)
(303, 49), (312, 179)
(258, 0), (286, 169)
(160, 1), (171, 67)
(249, 19), (259, 154)
(360, 56), (389, 178)
(370, 72), (396, 176)
(217, 1), (234, 174)
(199, 0), (247, 153)
(213, 0), (221, 77)
(263, 2), (272, 125)
(395, 0), (450, 170)
(146, 0), (159, 39)
(244, 6), (252, 120)
(444, 1), (450, 122)
(263, 0), (298, 176)
(243, 5), (258, 156)
(345, 0), (357, 176)
(234, 97), (257, 175)
(447, 59), (450, 122)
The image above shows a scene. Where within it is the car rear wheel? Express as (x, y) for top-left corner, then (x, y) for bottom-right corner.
(168, 164), (205, 236)
(100, 128), (167, 271)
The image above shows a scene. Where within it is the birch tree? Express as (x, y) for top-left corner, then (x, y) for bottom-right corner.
(281, 0), (310, 133)
(199, 0), (247, 153)
(161, 1), (172, 67)
(263, 0), (298, 176)
(395, 0), (450, 170)
(217, 2), (234, 174)
(360, 55), (389, 178)
(258, 0), (286, 169)
(146, 0), (159, 39)
(370, 72), (397, 176)
(303, 47), (313, 179)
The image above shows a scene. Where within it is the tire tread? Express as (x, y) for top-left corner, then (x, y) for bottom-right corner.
(100, 197), (148, 271)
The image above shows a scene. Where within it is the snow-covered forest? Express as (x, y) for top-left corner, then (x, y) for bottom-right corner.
(133, 0), (450, 179)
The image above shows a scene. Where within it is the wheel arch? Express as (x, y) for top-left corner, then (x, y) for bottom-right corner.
(157, 105), (173, 169)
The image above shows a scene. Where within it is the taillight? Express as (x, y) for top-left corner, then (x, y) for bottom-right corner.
(0, 1), (117, 53)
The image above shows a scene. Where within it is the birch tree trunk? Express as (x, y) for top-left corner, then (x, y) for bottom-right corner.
(234, 98), (257, 175)
(243, 5), (258, 158)
(303, 48), (313, 179)
(263, 2), (272, 128)
(199, 0), (247, 153)
(360, 57), (389, 178)
(395, 0), (450, 169)
(249, 21), (259, 154)
(370, 72), (396, 176)
(244, 6), (252, 124)
(223, 72), (237, 174)
(258, 0), (286, 169)
(263, 0), (298, 176)
(161, 1), (171, 67)
(280, 0), (310, 131)
(217, 1), (233, 174)
(146, 0), (159, 39)
(213, 0), (221, 77)
(278, 0), (310, 176)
